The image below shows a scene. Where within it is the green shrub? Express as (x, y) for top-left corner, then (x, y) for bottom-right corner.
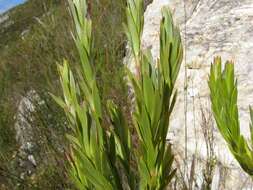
(209, 57), (253, 176)
(53, 0), (183, 189)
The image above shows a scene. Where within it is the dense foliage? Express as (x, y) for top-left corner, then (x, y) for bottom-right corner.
(54, 0), (183, 189)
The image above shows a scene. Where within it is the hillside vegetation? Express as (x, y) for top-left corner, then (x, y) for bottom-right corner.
(0, 0), (128, 189)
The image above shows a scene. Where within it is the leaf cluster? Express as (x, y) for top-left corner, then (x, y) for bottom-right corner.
(209, 57), (253, 176)
(126, 6), (183, 189)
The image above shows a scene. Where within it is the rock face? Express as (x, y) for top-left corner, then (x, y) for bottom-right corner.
(140, 0), (253, 189)
(0, 14), (9, 24)
(0, 13), (13, 29)
(14, 90), (41, 183)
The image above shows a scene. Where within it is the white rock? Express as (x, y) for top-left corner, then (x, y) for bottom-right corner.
(28, 155), (36, 167)
(131, 0), (253, 189)
(15, 90), (39, 146)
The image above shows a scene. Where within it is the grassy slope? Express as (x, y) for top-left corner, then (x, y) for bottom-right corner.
(0, 0), (129, 189)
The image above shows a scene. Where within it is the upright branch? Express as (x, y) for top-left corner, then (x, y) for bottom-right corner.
(125, 0), (183, 188)
(53, 0), (136, 189)
(209, 57), (253, 176)
(124, 0), (144, 77)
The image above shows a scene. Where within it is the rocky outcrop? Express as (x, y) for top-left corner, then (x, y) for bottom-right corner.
(0, 13), (13, 29)
(139, 0), (253, 189)
(13, 90), (41, 184)
(0, 14), (9, 24)
(11, 90), (67, 188)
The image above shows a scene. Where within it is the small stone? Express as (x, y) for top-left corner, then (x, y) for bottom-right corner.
(28, 155), (37, 166)
(20, 172), (25, 180)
